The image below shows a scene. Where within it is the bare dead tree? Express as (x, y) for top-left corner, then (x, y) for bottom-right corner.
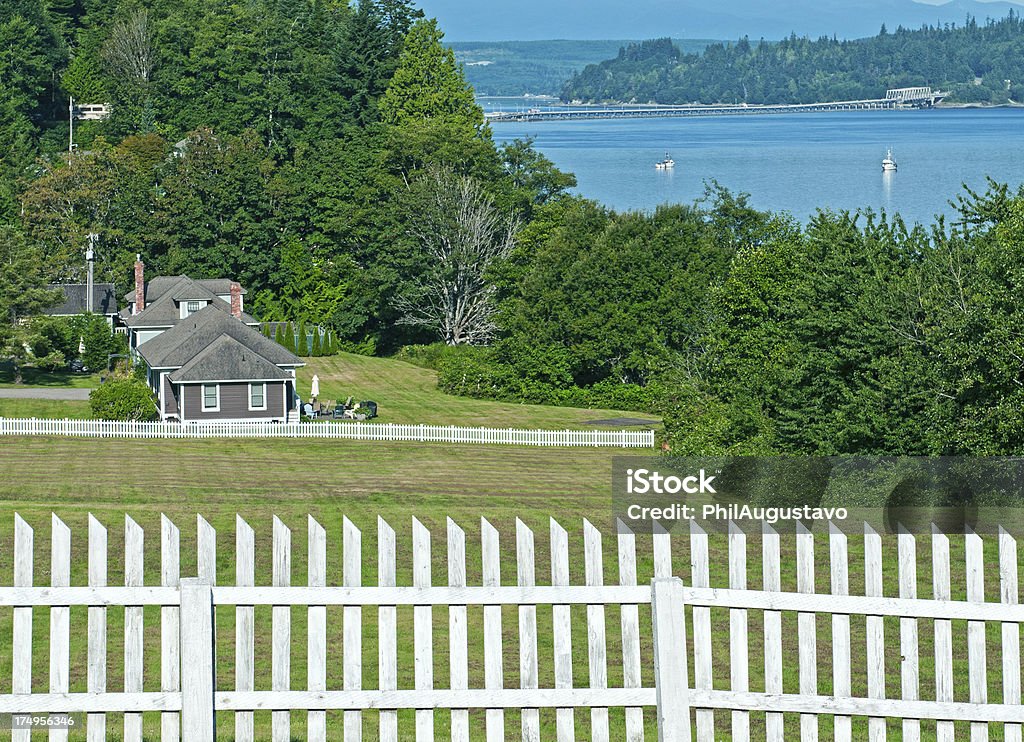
(102, 9), (154, 87)
(395, 167), (519, 345)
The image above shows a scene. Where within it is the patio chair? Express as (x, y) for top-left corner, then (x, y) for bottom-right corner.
(322, 399), (336, 416)
(303, 403), (314, 418)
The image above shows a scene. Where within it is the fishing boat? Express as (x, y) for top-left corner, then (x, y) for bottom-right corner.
(655, 153), (675, 170)
(882, 148), (898, 172)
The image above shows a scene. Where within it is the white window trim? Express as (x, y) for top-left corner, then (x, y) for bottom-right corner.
(249, 382), (267, 411)
(202, 384), (220, 412)
(181, 300), (206, 319)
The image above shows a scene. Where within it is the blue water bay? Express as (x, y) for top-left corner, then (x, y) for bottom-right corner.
(489, 106), (1024, 224)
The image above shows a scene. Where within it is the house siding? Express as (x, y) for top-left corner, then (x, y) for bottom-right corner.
(162, 375), (179, 417)
(180, 381), (286, 421)
(135, 329), (164, 347)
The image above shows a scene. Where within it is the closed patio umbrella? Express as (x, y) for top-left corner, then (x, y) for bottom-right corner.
(310, 374), (320, 399)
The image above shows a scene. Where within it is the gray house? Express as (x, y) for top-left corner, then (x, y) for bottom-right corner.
(136, 305), (304, 422)
(122, 258), (304, 423)
(120, 257), (259, 350)
(44, 283), (120, 325)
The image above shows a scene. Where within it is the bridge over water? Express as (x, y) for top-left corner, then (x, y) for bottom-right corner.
(486, 87), (947, 123)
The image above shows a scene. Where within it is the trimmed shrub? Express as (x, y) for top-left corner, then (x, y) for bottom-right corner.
(89, 376), (159, 421)
(433, 345), (662, 412)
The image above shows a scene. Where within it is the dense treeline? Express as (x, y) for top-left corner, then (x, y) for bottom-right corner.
(442, 181), (1024, 456)
(561, 13), (1024, 104)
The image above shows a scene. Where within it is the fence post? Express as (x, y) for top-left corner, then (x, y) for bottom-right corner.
(652, 577), (691, 742)
(180, 578), (216, 741)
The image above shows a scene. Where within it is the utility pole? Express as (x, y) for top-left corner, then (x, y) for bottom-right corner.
(68, 95), (74, 155)
(86, 233), (98, 314)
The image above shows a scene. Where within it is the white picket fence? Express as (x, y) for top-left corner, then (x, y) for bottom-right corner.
(1, 514), (1022, 741)
(0, 417), (654, 447)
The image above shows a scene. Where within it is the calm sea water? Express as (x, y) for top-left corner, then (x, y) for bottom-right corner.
(487, 103), (1024, 225)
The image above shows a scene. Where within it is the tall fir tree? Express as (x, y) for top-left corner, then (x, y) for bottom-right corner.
(378, 18), (497, 177)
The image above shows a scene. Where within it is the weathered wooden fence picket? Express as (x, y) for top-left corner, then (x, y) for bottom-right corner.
(1, 514), (1023, 740)
(0, 418), (654, 448)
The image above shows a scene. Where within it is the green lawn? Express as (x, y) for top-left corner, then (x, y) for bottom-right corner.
(0, 398), (92, 418)
(0, 436), (1012, 740)
(0, 364), (102, 388)
(296, 353), (658, 429)
(0, 357), (1005, 741)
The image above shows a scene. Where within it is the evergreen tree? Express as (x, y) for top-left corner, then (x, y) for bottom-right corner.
(0, 226), (62, 325)
(311, 327), (322, 357)
(274, 323), (286, 348)
(340, 0), (422, 125)
(0, 225), (63, 382)
(379, 18), (481, 126)
(378, 18), (496, 176)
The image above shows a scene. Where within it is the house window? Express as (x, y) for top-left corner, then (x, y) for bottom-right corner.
(202, 384), (219, 412)
(249, 383), (266, 411)
(186, 301), (202, 316)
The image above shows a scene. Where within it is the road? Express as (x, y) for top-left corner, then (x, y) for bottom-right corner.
(0, 388), (90, 400)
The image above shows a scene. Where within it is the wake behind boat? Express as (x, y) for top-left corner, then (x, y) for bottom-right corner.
(655, 153), (675, 170)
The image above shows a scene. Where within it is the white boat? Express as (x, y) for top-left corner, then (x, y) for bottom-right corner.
(882, 148), (898, 171)
(655, 153), (675, 170)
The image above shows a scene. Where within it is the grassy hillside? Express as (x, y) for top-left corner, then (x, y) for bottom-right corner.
(295, 353), (656, 428)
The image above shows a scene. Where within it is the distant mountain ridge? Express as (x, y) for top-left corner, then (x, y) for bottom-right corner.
(418, 0), (1024, 41)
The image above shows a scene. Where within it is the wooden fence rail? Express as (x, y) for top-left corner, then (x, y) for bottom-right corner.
(1, 514), (1022, 740)
(0, 418), (654, 448)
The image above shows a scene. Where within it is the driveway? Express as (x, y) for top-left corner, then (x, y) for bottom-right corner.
(0, 388), (91, 401)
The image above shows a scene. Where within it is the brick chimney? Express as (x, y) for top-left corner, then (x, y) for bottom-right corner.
(134, 255), (145, 315)
(230, 282), (242, 319)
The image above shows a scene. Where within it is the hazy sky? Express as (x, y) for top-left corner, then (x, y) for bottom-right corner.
(417, 0), (1024, 41)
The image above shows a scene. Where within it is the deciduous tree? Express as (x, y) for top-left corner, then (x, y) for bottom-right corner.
(395, 166), (518, 345)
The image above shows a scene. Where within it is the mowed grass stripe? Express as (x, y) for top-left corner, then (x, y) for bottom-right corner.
(0, 438), (639, 501)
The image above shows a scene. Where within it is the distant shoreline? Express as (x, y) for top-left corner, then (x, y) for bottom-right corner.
(937, 101), (1024, 109)
(484, 99), (1024, 110)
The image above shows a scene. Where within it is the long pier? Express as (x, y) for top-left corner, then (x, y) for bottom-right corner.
(487, 87), (947, 123)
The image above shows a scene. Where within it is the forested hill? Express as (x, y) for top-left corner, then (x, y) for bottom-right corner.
(0, 0), (577, 352)
(561, 13), (1024, 105)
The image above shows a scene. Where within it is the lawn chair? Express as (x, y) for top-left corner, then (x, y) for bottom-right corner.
(322, 399), (336, 417)
(312, 401), (322, 418)
(337, 396), (356, 419)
